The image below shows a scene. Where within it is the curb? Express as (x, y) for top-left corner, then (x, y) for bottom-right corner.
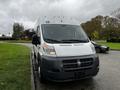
(30, 51), (36, 90)
(7, 43), (36, 90)
(110, 49), (120, 51)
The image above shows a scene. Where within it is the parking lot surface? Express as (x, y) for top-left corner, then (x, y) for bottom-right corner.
(33, 51), (120, 90)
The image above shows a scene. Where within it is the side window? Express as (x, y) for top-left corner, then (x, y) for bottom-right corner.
(36, 25), (41, 44)
(36, 25), (40, 36)
(36, 26), (39, 33)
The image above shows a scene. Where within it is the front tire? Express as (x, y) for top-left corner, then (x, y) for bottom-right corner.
(96, 48), (101, 53)
(38, 66), (46, 83)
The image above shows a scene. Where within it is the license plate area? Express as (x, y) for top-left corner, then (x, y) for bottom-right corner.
(75, 71), (85, 79)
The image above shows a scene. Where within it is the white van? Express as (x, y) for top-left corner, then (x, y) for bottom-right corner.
(32, 23), (99, 82)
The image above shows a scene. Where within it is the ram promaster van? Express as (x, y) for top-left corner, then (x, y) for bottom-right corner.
(32, 23), (99, 82)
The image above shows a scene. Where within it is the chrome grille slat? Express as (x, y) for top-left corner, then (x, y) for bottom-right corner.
(62, 59), (77, 63)
(64, 66), (92, 72)
(63, 63), (77, 65)
(63, 64), (78, 68)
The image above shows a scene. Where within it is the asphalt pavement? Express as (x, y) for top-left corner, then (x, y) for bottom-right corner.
(18, 43), (120, 90)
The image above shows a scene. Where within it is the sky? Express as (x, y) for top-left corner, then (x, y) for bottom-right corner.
(0, 0), (120, 34)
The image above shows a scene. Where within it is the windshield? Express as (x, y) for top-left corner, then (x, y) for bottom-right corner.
(41, 24), (89, 43)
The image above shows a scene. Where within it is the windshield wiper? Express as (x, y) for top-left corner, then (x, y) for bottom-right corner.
(44, 38), (62, 43)
(61, 39), (89, 43)
(44, 38), (89, 43)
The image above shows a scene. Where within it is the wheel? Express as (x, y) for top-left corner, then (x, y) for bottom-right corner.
(33, 53), (39, 71)
(31, 52), (36, 71)
(37, 53), (41, 65)
(96, 48), (101, 53)
(102, 50), (106, 53)
(38, 66), (46, 83)
(105, 51), (109, 54)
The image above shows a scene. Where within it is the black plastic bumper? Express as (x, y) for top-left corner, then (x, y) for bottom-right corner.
(40, 54), (99, 82)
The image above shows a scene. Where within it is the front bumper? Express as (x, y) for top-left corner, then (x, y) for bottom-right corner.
(40, 54), (99, 82)
(101, 46), (109, 53)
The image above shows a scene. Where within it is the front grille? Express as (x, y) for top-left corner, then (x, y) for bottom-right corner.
(62, 58), (93, 72)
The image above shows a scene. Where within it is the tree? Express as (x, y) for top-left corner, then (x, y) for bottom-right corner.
(81, 15), (104, 40)
(111, 8), (120, 19)
(81, 15), (120, 41)
(12, 23), (24, 40)
(102, 16), (120, 42)
(23, 29), (35, 40)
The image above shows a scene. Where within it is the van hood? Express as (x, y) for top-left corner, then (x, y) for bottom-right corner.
(54, 42), (95, 57)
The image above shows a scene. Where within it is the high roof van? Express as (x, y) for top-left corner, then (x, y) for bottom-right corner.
(32, 23), (99, 82)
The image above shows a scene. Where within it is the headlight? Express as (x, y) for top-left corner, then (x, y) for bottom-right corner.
(42, 43), (56, 56)
(90, 43), (96, 53)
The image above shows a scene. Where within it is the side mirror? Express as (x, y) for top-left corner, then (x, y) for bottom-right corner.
(32, 34), (40, 46)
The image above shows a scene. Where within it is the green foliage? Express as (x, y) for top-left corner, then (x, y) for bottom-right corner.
(103, 16), (120, 42)
(23, 29), (35, 40)
(97, 42), (120, 50)
(81, 15), (120, 41)
(92, 31), (99, 40)
(12, 23), (35, 40)
(81, 15), (103, 40)
(12, 23), (24, 40)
